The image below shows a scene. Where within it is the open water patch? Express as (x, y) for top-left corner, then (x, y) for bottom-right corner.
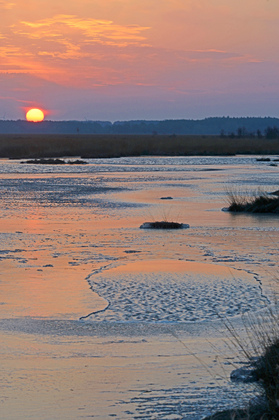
(85, 260), (268, 323)
(0, 177), (125, 207)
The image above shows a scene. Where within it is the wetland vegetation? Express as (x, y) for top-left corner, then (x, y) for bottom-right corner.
(0, 134), (279, 159)
(226, 192), (279, 214)
(204, 306), (279, 420)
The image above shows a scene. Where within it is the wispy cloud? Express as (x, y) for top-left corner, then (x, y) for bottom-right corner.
(0, 1), (15, 10)
(0, 11), (263, 92)
(0, 14), (153, 84)
(16, 15), (150, 48)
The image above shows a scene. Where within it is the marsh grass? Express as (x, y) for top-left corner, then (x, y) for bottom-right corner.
(202, 291), (279, 420)
(1, 134), (279, 158)
(208, 192), (279, 417)
(140, 203), (188, 229)
(140, 220), (184, 229)
(201, 227), (279, 420)
(219, 304), (279, 419)
(225, 190), (279, 214)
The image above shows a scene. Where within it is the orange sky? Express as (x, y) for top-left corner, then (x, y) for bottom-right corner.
(1, 0), (279, 120)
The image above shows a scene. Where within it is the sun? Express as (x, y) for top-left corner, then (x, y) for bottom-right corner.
(26, 108), (45, 122)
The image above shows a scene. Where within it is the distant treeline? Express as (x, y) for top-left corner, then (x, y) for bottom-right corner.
(1, 117), (279, 135)
(221, 125), (279, 139)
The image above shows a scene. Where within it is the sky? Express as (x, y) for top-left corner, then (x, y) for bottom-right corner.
(1, 0), (279, 121)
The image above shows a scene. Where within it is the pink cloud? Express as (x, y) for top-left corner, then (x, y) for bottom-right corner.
(1, 1), (279, 119)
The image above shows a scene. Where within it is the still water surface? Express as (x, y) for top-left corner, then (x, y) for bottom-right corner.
(0, 155), (278, 419)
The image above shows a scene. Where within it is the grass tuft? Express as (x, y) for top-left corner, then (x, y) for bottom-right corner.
(203, 303), (279, 419)
(226, 191), (279, 214)
(140, 221), (186, 229)
(254, 339), (279, 417)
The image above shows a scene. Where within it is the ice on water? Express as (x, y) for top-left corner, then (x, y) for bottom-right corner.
(87, 260), (268, 323)
(0, 155), (278, 419)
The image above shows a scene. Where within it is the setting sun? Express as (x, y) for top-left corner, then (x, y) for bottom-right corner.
(26, 108), (45, 122)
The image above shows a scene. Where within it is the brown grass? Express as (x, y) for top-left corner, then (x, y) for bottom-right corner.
(0, 134), (279, 158)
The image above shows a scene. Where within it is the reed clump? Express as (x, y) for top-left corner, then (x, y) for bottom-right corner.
(204, 304), (279, 419)
(140, 221), (185, 229)
(226, 191), (279, 214)
(254, 339), (279, 417)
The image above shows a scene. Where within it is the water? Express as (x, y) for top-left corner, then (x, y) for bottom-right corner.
(0, 155), (278, 419)
(85, 260), (267, 323)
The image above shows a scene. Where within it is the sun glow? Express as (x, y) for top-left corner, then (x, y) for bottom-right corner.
(26, 108), (45, 122)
